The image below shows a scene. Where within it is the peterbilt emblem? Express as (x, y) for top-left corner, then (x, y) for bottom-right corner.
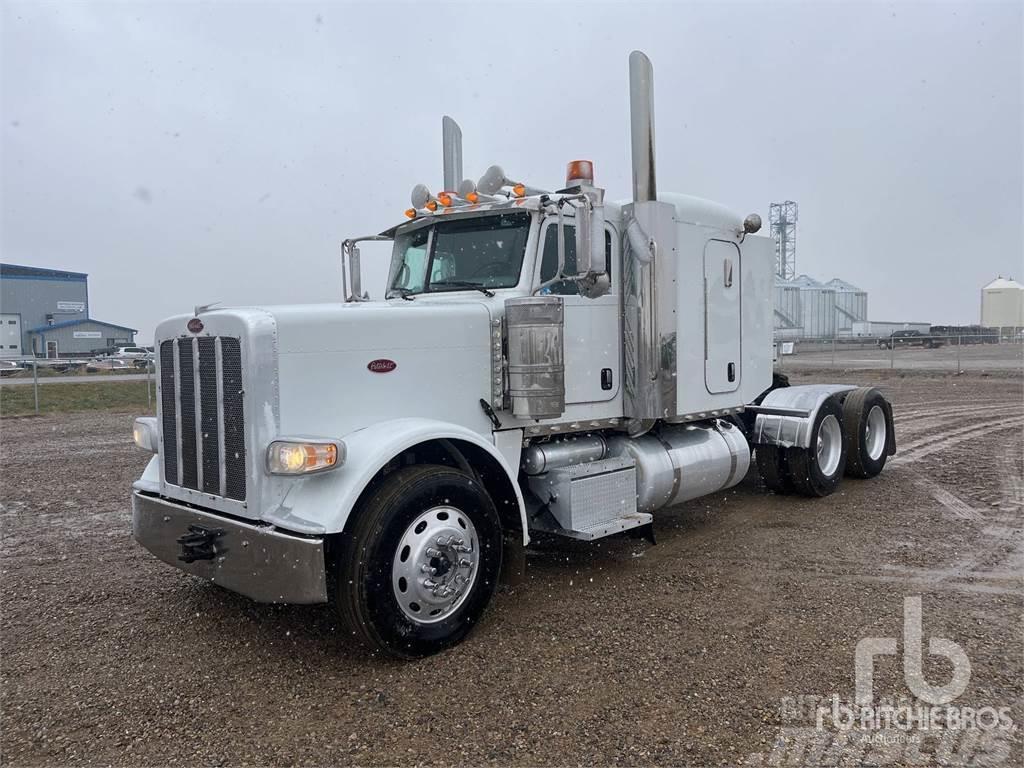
(367, 359), (397, 373)
(187, 318), (204, 333)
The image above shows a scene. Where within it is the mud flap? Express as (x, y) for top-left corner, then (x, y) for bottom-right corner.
(500, 531), (526, 586)
(883, 396), (897, 456)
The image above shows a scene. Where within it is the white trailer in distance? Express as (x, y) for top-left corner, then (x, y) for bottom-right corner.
(131, 52), (896, 658)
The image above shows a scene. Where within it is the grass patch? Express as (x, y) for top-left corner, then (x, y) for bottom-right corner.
(1, 381), (156, 416)
(4, 366), (150, 378)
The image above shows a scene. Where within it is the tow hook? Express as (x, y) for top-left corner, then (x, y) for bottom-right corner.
(177, 525), (226, 563)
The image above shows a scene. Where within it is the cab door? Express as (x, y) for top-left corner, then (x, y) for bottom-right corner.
(536, 219), (619, 405)
(704, 238), (741, 394)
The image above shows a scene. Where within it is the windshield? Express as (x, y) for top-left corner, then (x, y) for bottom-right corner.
(388, 212), (531, 297)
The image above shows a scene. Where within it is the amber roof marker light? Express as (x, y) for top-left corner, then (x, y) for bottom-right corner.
(566, 160), (595, 187)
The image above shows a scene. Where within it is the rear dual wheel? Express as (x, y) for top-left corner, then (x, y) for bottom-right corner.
(842, 387), (891, 478)
(786, 396), (847, 497)
(757, 389), (893, 496)
(757, 396), (847, 497)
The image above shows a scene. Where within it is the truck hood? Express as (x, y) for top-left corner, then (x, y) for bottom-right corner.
(267, 301), (497, 440)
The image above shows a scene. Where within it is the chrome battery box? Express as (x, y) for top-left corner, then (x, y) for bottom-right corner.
(528, 456), (647, 539)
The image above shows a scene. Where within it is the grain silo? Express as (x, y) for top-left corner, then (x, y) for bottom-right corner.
(826, 278), (869, 336)
(773, 278), (803, 339)
(981, 277), (1024, 329)
(791, 274), (836, 339)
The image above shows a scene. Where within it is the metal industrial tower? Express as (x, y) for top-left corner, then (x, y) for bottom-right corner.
(769, 201), (798, 280)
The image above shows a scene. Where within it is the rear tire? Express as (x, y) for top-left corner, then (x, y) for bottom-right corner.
(335, 464), (502, 658)
(787, 396), (847, 497)
(842, 388), (891, 478)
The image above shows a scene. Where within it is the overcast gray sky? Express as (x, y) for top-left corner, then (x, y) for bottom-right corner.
(2, 0), (1021, 341)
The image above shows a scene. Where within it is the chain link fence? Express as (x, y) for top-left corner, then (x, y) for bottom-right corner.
(776, 333), (1023, 373)
(0, 359), (155, 416)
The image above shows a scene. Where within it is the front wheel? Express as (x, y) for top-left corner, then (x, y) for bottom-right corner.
(335, 464), (503, 658)
(786, 396), (847, 497)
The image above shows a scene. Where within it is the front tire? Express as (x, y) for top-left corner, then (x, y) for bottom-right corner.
(787, 396), (847, 497)
(336, 464), (503, 658)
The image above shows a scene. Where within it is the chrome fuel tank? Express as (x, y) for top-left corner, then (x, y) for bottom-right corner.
(607, 420), (750, 513)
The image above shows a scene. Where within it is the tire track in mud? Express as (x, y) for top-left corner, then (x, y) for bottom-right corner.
(893, 403), (1018, 433)
(679, 401), (1024, 598)
(886, 403), (1023, 594)
(972, 449), (1024, 582)
(893, 401), (1016, 419)
(910, 477), (985, 521)
(890, 417), (1024, 466)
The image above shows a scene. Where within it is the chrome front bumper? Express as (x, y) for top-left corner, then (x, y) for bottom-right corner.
(132, 491), (328, 604)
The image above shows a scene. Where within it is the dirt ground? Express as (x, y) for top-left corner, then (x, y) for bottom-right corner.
(1, 369), (1022, 766)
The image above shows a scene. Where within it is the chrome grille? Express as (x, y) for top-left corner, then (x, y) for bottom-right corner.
(160, 337), (246, 501)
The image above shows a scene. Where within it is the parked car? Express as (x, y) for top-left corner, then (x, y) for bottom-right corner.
(0, 360), (23, 377)
(108, 346), (154, 368)
(878, 330), (944, 349)
(87, 358), (134, 372)
(113, 346), (151, 360)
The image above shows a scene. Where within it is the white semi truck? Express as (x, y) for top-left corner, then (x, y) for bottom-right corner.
(131, 52), (895, 658)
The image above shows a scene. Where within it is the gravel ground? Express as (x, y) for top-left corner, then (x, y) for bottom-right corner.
(1, 370), (1021, 766)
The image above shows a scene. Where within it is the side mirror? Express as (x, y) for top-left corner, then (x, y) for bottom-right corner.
(575, 195), (606, 277)
(555, 205), (567, 278)
(349, 244), (363, 300)
(574, 200), (593, 275)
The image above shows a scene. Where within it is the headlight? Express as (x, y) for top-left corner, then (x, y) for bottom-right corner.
(133, 417), (159, 452)
(266, 439), (345, 475)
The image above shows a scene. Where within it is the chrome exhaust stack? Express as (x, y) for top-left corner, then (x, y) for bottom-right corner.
(623, 51), (676, 429)
(628, 50), (657, 203)
(442, 115), (463, 192)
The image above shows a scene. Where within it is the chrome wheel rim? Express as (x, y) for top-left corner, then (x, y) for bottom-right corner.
(391, 506), (479, 624)
(816, 414), (843, 477)
(865, 405), (886, 461)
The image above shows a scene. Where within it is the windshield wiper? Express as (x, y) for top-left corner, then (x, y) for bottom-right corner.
(430, 280), (495, 297)
(389, 287), (416, 301)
